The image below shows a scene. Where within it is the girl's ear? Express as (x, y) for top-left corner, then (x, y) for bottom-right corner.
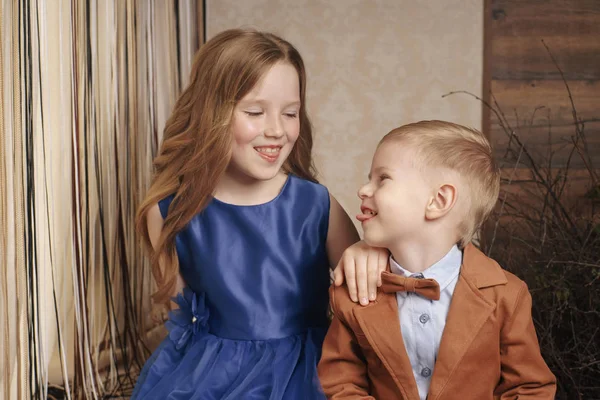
(425, 183), (457, 221)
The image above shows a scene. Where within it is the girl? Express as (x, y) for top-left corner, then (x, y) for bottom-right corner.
(132, 29), (385, 399)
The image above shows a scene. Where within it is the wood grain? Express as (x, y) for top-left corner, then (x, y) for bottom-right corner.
(490, 80), (600, 167)
(491, 36), (600, 80)
(487, 0), (599, 167)
(490, 0), (600, 80)
(490, 80), (599, 127)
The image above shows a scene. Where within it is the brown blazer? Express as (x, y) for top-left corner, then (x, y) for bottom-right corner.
(318, 244), (556, 399)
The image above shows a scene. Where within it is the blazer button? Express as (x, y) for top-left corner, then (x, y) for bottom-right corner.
(421, 367), (432, 377)
(419, 313), (430, 324)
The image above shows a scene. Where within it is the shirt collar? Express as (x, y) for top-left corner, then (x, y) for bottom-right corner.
(389, 245), (462, 291)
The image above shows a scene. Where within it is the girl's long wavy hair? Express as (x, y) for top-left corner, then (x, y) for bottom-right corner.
(137, 29), (317, 305)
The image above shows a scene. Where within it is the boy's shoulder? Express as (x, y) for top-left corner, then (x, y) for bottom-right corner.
(329, 283), (395, 327)
(497, 266), (528, 291)
(329, 284), (364, 323)
(462, 244), (530, 310)
(484, 265), (529, 311)
(330, 284), (360, 310)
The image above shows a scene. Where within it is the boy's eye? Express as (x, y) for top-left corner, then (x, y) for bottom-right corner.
(379, 174), (390, 181)
(244, 111), (263, 117)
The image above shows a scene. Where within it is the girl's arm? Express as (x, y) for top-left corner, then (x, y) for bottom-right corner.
(147, 203), (186, 311)
(327, 195), (388, 306)
(333, 241), (388, 306)
(326, 194), (360, 266)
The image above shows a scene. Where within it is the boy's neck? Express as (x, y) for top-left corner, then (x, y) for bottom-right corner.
(388, 236), (459, 273)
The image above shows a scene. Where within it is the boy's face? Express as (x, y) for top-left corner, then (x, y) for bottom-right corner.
(357, 141), (434, 248)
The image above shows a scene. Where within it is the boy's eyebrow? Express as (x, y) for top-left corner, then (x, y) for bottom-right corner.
(368, 166), (388, 180)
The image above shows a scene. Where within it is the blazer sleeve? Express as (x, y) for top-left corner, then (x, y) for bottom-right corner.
(317, 286), (375, 400)
(495, 282), (557, 399)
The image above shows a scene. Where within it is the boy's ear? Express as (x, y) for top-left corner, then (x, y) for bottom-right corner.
(425, 183), (457, 220)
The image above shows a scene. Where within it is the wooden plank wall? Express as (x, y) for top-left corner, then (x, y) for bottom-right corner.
(486, 0), (600, 169)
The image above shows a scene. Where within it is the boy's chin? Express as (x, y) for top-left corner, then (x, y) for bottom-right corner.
(362, 234), (387, 249)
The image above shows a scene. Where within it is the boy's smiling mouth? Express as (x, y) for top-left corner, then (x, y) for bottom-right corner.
(357, 206), (377, 222)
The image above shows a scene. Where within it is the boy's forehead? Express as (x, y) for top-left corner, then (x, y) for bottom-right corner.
(369, 141), (427, 178)
(373, 141), (413, 166)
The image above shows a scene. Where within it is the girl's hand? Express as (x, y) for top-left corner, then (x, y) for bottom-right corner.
(332, 241), (389, 306)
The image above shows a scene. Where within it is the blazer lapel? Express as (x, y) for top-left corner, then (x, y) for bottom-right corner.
(353, 293), (421, 400)
(427, 274), (495, 398)
(428, 244), (507, 399)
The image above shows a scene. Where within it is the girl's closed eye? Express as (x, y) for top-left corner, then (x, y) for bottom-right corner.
(284, 112), (298, 119)
(244, 110), (263, 117)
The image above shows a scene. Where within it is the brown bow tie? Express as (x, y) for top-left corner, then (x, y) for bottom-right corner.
(381, 271), (441, 301)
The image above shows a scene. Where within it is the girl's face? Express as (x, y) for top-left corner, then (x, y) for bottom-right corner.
(226, 61), (301, 183)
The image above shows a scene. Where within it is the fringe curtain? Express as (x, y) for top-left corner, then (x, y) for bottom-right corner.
(0, 1), (203, 398)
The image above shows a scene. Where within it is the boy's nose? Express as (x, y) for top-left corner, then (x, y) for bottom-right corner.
(357, 183), (372, 199)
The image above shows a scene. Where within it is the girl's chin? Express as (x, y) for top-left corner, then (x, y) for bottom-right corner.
(246, 168), (284, 182)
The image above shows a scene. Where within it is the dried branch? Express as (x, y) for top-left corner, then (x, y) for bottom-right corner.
(443, 42), (600, 399)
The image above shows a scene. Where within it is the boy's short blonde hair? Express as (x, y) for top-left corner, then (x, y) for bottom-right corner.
(381, 120), (500, 246)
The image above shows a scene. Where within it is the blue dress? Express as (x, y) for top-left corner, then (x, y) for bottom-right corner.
(132, 175), (331, 399)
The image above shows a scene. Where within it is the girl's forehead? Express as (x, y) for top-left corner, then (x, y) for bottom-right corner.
(239, 63), (300, 104)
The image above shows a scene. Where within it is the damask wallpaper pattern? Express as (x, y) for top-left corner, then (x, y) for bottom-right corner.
(206, 0), (483, 230)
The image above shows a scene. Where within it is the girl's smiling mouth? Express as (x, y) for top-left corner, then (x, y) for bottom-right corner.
(254, 145), (282, 162)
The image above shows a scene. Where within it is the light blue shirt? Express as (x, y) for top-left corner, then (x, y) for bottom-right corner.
(389, 245), (462, 400)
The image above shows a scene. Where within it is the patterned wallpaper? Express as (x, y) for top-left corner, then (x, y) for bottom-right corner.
(206, 0), (483, 233)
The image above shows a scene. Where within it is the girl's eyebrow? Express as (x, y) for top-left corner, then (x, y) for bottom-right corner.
(238, 99), (301, 107)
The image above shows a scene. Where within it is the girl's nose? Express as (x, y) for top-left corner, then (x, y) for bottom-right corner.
(265, 115), (284, 138)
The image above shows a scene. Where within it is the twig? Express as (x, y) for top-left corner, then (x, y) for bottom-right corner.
(443, 91), (582, 241)
(541, 39), (599, 185)
(444, 47), (600, 396)
(546, 261), (600, 268)
(488, 142), (525, 257)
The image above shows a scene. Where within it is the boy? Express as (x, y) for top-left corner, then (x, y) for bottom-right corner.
(317, 121), (556, 399)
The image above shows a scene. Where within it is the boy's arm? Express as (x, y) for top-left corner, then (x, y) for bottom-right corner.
(318, 287), (375, 400)
(496, 283), (557, 399)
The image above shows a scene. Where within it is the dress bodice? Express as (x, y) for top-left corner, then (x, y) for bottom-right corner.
(158, 175), (331, 340)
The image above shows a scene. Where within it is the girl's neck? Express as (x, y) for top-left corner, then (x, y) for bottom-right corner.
(213, 170), (288, 206)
